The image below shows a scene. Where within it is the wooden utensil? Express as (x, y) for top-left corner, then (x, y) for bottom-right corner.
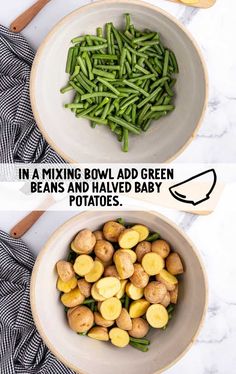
(10, 195), (55, 239)
(169, 0), (215, 8)
(10, 0), (50, 33)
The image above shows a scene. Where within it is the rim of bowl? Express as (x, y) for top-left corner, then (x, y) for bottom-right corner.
(30, 210), (208, 374)
(30, 0), (209, 164)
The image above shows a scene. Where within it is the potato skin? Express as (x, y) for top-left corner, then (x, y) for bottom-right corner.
(128, 318), (149, 338)
(144, 281), (167, 304)
(161, 292), (171, 307)
(169, 285), (178, 304)
(67, 305), (94, 333)
(135, 241), (151, 263)
(156, 270), (177, 291)
(94, 240), (114, 262)
(88, 326), (109, 341)
(116, 308), (132, 331)
(151, 240), (170, 259)
(103, 221), (125, 242)
(130, 264), (149, 288)
(114, 250), (134, 279)
(93, 230), (104, 241)
(72, 229), (96, 254)
(77, 279), (92, 298)
(166, 253), (184, 275)
(56, 260), (74, 282)
(94, 312), (114, 328)
(104, 265), (120, 279)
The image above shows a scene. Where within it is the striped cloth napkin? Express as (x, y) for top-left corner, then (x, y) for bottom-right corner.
(0, 230), (74, 373)
(0, 25), (63, 163)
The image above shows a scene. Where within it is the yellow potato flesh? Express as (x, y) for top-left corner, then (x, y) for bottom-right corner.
(100, 297), (122, 320)
(73, 255), (94, 276)
(126, 283), (144, 300)
(57, 276), (77, 293)
(142, 252), (164, 276)
(85, 260), (104, 283)
(119, 249), (137, 264)
(146, 304), (168, 328)
(157, 269), (178, 291)
(132, 225), (149, 241)
(88, 327), (109, 341)
(109, 327), (129, 348)
(116, 280), (128, 299)
(118, 229), (140, 249)
(61, 287), (85, 307)
(91, 284), (106, 301)
(114, 251), (134, 279)
(96, 277), (121, 298)
(129, 299), (150, 318)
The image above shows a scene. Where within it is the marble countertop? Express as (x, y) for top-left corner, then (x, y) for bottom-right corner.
(1, 1), (236, 373)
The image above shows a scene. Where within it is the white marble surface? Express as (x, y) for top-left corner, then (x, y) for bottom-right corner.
(1, 1), (236, 373)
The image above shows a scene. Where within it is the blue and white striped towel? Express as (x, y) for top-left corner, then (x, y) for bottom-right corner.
(0, 25), (64, 163)
(0, 231), (74, 373)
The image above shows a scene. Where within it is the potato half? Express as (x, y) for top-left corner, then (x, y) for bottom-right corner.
(94, 240), (114, 262)
(57, 276), (77, 293)
(94, 312), (114, 328)
(73, 255), (94, 276)
(135, 241), (151, 263)
(100, 297), (122, 320)
(85, 260), (104, 283)
(114, 250), (134, 279)
(96, 277), (121, 298)
(156, 269), (178, 291)
(103, 221), (125, 242)
(144, 281), (167, 304)
(166, 253), (184, 275)
(132, 225), (149, 241)
(77, 279), (92, 298)
(151, 239), (170, 259)
(56, 260), (74, 282)
(72, 229), (96, 254)
(146, 304), (168, 328)
(116, 308), (132, 330)
(126, 283), (144, 300)
(129, 299), (150, 318)
(109, 327), (129, 348)
(118, 229), (140, 249)
(61, 287), (85, 308)
(142, 252), (164, 276)
(88, 326), (109, 341)
(130, 264), (149, 288)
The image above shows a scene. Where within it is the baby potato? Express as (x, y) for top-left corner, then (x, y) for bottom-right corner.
(72, 229), (96, 254)
(129, 299), (150, 318)
(91, 284), (106, 301)
(130, 264), (149, 289)
(94, 240), (114, 262)
(77, 279), (92, 298)
(146, 304), (168, 328)
(96, 277), (121, 298)
(126, 283), (144, 300)
(68, 305), (94, 333)
(142, 252), (164, 276)
(128, 318), (149, 338)
(73, 255), (94, 276)
(56, 260), (74, 282)
(151, 240), (170, 259)
(109, 327), (129, 348)
(166, 253), (184, 275)
(119, 249), (137, 264)
(135, 241), (151, 263)
(93, 230), (104, 241)
(85, 260), (104, 283)
(116, 280), (128, 299)
(116, 308), (132, 330)
(132, 225), (149, 242)
(170, 285), (178, 304)
(114, 250), (134, 279)
(94, 312), (114, 328)
(100, 297), (122, 320)
(156, 269), (178, 291)
(118, 229), (140, 249)
(104, 265), (120, 279)
(103, 221), (125, 242)
(61, 287), (85, 308)
(161, 292), (171, 308)
(144, 281), (167, 304)
(57, 276), (77, 293)
(88, 326), (109, 341)
(96, 257), (113, 268)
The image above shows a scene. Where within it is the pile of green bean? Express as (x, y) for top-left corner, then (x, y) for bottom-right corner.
(61, 14), (178, 152)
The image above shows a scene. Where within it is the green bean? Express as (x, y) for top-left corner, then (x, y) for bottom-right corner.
(77, 56), (88, 77)
(96, 65), (120, 70)
(150, 77), (169, 91)
(71, 36), (85, 44)
(81, 92), (118, 100)
(164, 81), (174, 97)
(137, 87), (162, 109)
(125, 43), (148, 58)
(117, 217), (125, 225)
(129, 342), (149, 352)
(125, 295), (130, 310)
(151, 104), (174, 112)
(146, 232), (160, 242)
(129, 73), (156, 83)
(92, 68), (116, 79)
(119, 96), (139, 112)
(64, 103), (84, 109)
(101, 101), (110, 119)
(96, 77), (121, 95)
(108, 116), (141, 135)
(60, 84), (73, 94)
(129, 337), (150, 345)
(92, 54), (118, 60)
(96, 27), (103, 38)
(122, 128), (129, 152)
(81, 115), (108, 125)
(106, 23), (112, 54)
(70, 65), (80, 80)
(76, 104), (97, 117)
(119, 48), (127, 78)
(94, 97), (110, 115)
(135, 64), (151, 75)
(83, 298), (96, 305)
(133, 32), (157, 44)
(163, 50), (170, 77)
(80, 43), (108, 52)
(132, 104), (137, 124)
(76, 74), (93, 93)
(170, 51), (179, 74)
(123, 79), (149, 97)
(66, 47), (74, 74)
(83, 52), (94, 80)
(138, 103), (151, 125)
(80, 71), (96, 89)
(111, 24), (123, 53)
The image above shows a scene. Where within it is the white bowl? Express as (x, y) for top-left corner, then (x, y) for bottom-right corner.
(30, 0), (208, 163)
(30, 211), (208, 374)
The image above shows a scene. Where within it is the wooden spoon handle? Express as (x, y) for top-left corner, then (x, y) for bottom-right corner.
(10, 0), (50, 33)
(10, 195), (55, 239)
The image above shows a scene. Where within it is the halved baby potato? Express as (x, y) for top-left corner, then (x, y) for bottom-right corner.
(156, 269), (178, 291)
(126, 283), (144, 300)
(56, 260), (75, 282)
(71, 229), (96, 254)
(166, 253), (184, 275)
(57, 276), (77, 293)
(116, 308), (132, 330)
(61, 287), (85, 308)
(100, 297), (122, 320)
(73, 255), (94, 276)
(135, 241), (151, 263)
(170, 285), (178, 304)
(116, 280), (128, 299)
(85, 260), (104, 283)
(104, 265), (120, 279)
(94, 312), (114, 328)
(118, 229), (140, 249)
(96, 277), (121, 298)
(77, 278), (92, 298)
(132, 225), (149, 241)
(142, 252), (164, 276)
(130, 264), (149, 289)
(88, 326), (109, 341)
(91, 284), (106, 301)
(114, 250), (134, 279)
(119, 249), (137, 264)
(129, 299), (150, 318)
(146, 304), (168, 328)
(144, 281), (167, 304)
(103, 221), (125, 242)
(109, 327), (130, 348)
